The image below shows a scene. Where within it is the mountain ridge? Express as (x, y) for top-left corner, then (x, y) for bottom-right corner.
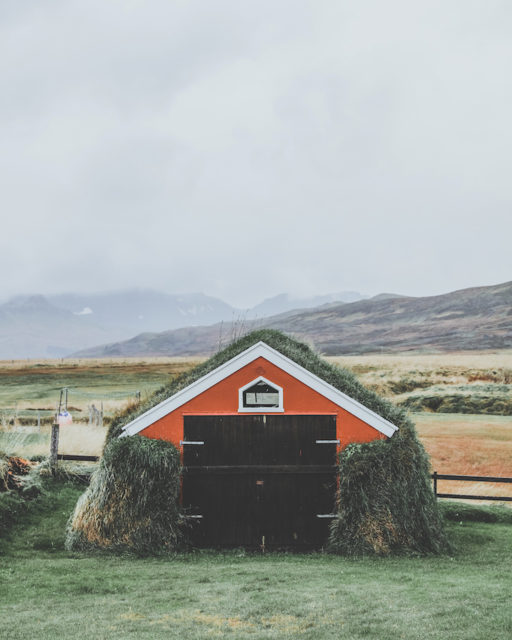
(0, 288), (365, 358)
(71, 280), (512, 357)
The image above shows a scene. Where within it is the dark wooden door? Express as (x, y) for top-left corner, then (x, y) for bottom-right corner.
(181, 415), (337, 549)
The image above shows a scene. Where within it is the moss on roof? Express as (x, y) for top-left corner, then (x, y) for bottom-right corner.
(106, 329), (409, 443)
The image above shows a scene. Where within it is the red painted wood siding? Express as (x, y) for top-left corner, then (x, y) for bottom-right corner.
(140, 357), (385, 450)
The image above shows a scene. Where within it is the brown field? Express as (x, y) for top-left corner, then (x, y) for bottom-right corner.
(414, 413), (512, 501)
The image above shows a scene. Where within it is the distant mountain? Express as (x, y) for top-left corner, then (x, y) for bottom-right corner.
(0, 287), (371, 358)
(0, 290), (239, 358)
(48, 289), (237, 334)
(0, 295), (114, 358)
(72, 281), (512, 357)
(248, 291), (366, 318)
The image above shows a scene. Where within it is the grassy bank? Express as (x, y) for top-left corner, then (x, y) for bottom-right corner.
(0, 481), (511, 640)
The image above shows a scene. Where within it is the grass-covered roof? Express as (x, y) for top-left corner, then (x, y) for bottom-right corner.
(107, 329), (407, 442)
(96, 329), (449, 555)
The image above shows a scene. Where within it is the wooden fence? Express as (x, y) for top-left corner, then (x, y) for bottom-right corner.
(431, 472), (512, 502)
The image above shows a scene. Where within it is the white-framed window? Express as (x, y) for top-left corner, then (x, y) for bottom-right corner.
(238, 376), (284, 412)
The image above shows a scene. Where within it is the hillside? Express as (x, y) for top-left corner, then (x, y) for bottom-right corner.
(72, 280), (512, 357)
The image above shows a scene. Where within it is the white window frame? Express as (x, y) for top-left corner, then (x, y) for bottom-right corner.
(238, 376), (284, 412)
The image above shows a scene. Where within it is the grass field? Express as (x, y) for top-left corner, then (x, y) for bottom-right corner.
(1, 352), (511, 425)
(0, 357), (201, 425)
(1, 479), (511, 640)
(1, 352), (511, 423)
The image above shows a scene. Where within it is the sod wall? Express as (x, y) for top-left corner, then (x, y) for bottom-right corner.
(66, 436), (181, 553)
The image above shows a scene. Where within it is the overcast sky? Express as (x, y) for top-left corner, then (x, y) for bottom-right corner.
(1, 1), (511, 308)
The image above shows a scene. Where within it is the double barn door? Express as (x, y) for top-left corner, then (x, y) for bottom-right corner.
(182, 414), (337, 549)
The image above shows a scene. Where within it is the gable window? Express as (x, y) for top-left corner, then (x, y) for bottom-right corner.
(238, 377), (284, 412)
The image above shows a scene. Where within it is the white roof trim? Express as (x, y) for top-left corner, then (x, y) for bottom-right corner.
(120, 341), (399, 438)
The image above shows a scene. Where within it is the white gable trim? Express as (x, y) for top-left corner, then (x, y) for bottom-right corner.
(238, 376), (284, 412)
(120, 341), (399, 438)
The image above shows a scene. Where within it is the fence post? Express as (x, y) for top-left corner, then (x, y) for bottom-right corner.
(50, 422), (60, 474)
(433, 471), (438, 498)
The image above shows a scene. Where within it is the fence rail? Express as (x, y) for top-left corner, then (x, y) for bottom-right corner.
(57, 454), (99, 462)
(431, 471), (512, 502)
(48, 459), (512, 502)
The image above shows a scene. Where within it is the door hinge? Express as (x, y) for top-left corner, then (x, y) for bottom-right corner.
(180, 440), (205, 446)
(315, 439), (340, 444)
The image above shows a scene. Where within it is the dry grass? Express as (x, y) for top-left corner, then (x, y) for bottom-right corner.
(327, 352), (512, 416)
(327, 352), (512, 391)
(327, 351), (512, 371)
(0, 356), (201, 369)
(0, 423), (107, 457)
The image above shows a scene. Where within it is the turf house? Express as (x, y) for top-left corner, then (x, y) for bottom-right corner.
(66, 330), (448, 555)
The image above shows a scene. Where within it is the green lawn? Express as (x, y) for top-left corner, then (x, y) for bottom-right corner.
(0, 481), (511, 640)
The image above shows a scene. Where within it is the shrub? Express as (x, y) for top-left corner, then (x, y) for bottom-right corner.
(399, 394), (512, 415)
(387, 377), (433, 394)
(0, 455), (44, 538)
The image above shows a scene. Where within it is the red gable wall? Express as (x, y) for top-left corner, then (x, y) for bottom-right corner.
(140, 357), (385, 451)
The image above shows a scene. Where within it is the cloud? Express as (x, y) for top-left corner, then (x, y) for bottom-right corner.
(0, 1), (511, 307)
